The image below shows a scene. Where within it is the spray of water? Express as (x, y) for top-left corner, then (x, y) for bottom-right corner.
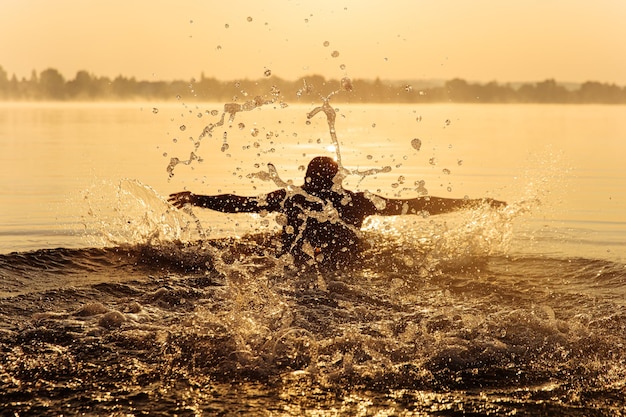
(166, 88), (285, 178)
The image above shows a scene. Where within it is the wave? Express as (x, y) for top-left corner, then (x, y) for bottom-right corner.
(1, 234), (625, 415)
(1, 233), (624, 299)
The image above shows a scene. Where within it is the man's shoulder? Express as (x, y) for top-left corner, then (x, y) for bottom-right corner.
(348, 190), (371, 201)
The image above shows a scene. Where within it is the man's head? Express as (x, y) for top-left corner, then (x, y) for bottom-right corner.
(304, 156), (339, 191)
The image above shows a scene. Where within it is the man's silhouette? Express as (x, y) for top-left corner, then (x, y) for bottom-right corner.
(169, 156), (505, 268)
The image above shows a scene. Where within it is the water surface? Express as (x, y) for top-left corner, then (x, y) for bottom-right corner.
(0, 101), (625, 415)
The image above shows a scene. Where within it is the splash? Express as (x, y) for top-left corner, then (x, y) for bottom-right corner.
(360, 199), (519, 277)
(305, 86), (393, 182)
(167, 77), (394, 191)
(81, 179), (205, 247)
(3, 242), (624, 415)
(166, 89), (285, 178)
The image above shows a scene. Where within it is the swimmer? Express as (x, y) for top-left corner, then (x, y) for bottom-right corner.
(169, 156), (505, 268)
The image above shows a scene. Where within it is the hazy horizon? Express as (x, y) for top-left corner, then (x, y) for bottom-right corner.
(2, 1), (625, 85)
(3, 66), (624, 104)
(7, 64), (624, 87)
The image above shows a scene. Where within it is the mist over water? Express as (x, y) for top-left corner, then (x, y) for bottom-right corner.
(0, 95), (625, 415)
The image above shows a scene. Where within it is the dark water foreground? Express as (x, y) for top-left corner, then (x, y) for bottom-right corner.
(1, 233), (625, 416)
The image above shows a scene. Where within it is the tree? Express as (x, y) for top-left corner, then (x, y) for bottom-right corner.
(111, 75), (137, 98)
(0, 65), (8, 98)
(445, 78), (474, 102)
(534, 79), (569, 103)
(578, 81), (624, 103)
(67, 70), (94, 99)
(39, 68), (66, 99)
(481, 81), (516, 103)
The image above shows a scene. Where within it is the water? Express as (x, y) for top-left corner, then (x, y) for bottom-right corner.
(1, 101), (625, 415)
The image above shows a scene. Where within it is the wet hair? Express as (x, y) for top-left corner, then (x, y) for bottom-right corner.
(304, 156), (339, 191)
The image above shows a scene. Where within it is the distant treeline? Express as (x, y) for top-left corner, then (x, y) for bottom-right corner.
(1, 66), (626, 104)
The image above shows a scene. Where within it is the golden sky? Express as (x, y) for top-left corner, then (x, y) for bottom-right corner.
(2, 0), (625, 84)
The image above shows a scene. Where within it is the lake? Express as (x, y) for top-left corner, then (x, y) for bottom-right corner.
(0, 101), (625, 415)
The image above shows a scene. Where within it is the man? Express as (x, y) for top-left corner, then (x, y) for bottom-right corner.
(168, 156), (505, 269)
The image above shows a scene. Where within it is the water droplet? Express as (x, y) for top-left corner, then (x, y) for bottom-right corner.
(447, 186), (453, 192)
(251, 128), (259, 137)
(179, 125), (186, 131)
(197, 113), (203, 118)
(247, 16), (253, 22)
(371, 123), (376, 128)
(172, 138), (178, 143)
(442, 168), (451, 175)
(216, 45), (222, 50)
(366, 154), (373, 160)
(238, 122), (245, 130)
(162, 152), (167, 157)
(341, 77), (353, 92)
(323, 41), (330, 47)
(404, 85), (413, 92)
(457, 160), (463, 166)
(429, 157), (436, 165)
(298, 165), (305, 171)
(264, 69), (272, 77)
(152, 107), (159, 114)
(410, 138), (422, 151)
(391, 183), (399, 188)
(331, 50), (340, 58)
(340, 64), (346, 70)
(211, 110), (219, 116)
(225, 23), (229, 29)
(444, 119), (451, 127)
(176, 95), (182, 100)
(221, 143), (229, 152)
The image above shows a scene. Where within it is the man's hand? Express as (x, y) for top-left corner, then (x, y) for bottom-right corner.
(168, 191), (195, 209)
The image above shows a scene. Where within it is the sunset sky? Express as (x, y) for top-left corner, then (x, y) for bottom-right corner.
(2, 0), (625, 84)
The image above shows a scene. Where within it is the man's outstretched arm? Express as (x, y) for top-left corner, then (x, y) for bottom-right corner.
(168, 189), (286, 213)
(372, 195), (506, 217)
